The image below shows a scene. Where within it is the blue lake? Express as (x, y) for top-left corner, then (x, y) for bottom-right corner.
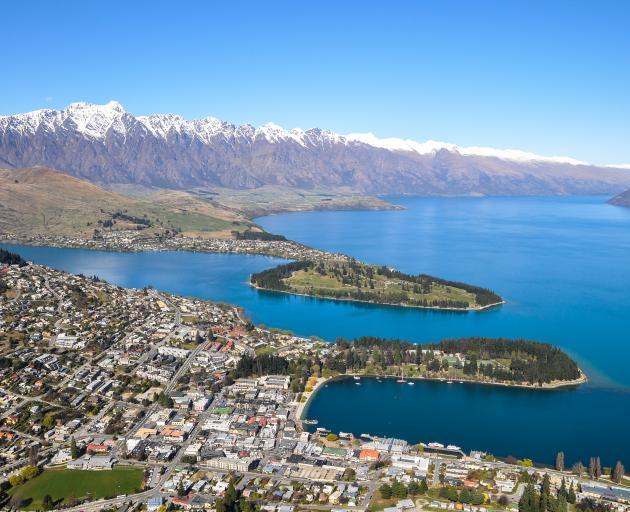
(3, 195), (630, 465)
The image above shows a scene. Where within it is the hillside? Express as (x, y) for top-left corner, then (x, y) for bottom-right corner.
(607, 189), (630, 207)
(0, 167), (252, 238)
(2, 102), (630, 196)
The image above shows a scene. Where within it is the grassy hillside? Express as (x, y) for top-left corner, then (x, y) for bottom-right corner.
(0, 167), (253, 238)
(251, 260), (503, 310)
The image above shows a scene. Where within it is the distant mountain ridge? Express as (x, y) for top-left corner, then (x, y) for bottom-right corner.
(607, 189), (630, 207)
(2, 101), (630, 196)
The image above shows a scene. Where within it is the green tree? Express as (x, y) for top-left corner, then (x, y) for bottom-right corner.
(42, 414), (55, 428)
(70, 436), (79, 459)
(380, 483), (393, 499)
(419, 479), (429, 494)
(392, 481), (408, 498)
(408, 482), (420, 495)
(42, 494), (54, 510)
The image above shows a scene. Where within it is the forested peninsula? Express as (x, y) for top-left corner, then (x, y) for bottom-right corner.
(231, 336), (585, 391)
(250, 259), (504, 310)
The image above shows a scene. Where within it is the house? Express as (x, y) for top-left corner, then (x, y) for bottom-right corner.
(359, 449), (380, 461)
(87, 443), (110, 454)
(50, 449), (72, 465)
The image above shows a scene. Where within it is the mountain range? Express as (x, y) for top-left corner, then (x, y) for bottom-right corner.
(2, 101), (630, 196)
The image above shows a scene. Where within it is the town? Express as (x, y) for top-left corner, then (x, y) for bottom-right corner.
(0, 256), (628, 512)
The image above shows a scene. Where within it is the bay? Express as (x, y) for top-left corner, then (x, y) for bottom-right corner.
(3, 195), (630, 465)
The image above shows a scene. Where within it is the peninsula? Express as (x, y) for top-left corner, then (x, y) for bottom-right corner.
(328, 336), (586, 388)
(250, 260), (504, 310)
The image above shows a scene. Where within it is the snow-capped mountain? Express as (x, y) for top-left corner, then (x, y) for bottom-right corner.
(1, 101), (629, 195)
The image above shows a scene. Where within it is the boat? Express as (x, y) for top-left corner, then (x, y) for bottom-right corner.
(407, 381), (415, 385)
(397, 367), (407, 383)
(302, 419), (318, 425)
(428, 442), (445, 449)
(447, 380), (453, 384)
(355, 382), (361, 386)
(459, 381), (464, 384)
(360, 433), (373, 439)
(447, 444), (462, 451)
(316, 427), (330, 434)
(353, 376), (361, 380)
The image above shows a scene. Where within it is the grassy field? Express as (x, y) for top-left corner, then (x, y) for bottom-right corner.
(286, 263), (479, 308)
(8, 467), (144, 510)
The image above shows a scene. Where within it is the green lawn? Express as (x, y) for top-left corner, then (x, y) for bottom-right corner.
(9, 467), (145, 510)
(287, 264), (478, 308)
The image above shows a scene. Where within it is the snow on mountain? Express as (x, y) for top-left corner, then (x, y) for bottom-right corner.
(1, 101), (630, 195)
(345, 132), (588, 165)
(1, 101), (590, 165)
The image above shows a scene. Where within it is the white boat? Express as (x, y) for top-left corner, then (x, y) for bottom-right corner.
(407, 381), (415, 385)
(428, 442), (445, 449)
(447, 380), (453, 384)
(447, 444), (462, 451)
(353, 376), (361, 380)
(355, 382), (361, 386)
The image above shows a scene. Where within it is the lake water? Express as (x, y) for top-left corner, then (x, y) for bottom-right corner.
(3, 195), (630, 465)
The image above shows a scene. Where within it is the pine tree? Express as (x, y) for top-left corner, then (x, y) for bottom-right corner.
(567, 483), (576, 504)
(70, 436), (79, 459)
(595, 457), (602, 479)
(558, 478), (567, 499)
(555, 452), (565, 472)
(588, 457), (596, 478)
(519, 483), (540, 512)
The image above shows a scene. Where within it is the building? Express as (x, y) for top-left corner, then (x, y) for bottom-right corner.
(359, 449), (380, 461)
(391, 454), (430, 475)
(54, 333), (85, 349)
(67, 455), (116, 470)
(158, 345), (190, 359)
(204, 456), (258, 472)
(262, 375), (291, 389)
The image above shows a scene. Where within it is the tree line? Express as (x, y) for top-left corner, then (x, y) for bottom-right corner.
(333, 336), (581, 384)
(0, 248), (27, 267)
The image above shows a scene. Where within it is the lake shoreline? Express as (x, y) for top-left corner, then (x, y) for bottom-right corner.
(298, 368), (587, 426)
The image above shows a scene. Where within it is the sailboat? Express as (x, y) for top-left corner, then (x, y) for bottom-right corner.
(397, 367), (407, 383)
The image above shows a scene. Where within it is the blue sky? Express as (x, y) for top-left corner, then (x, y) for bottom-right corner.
(3, 0), (630, 164)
